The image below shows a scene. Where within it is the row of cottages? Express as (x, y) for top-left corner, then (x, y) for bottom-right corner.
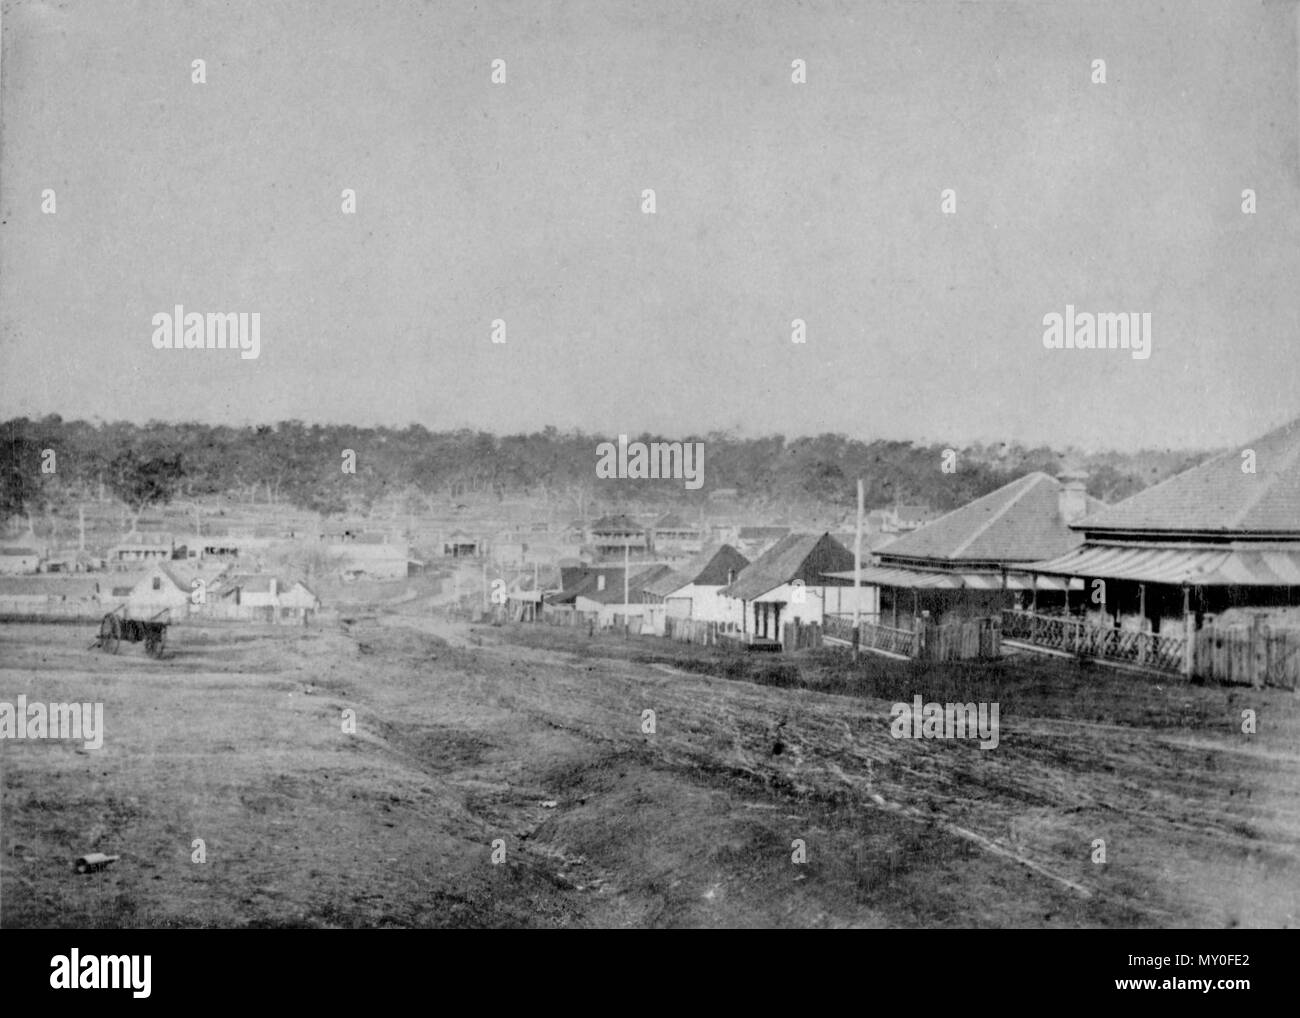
(1008, 416), (1300, 672)
(827, 473), (1103, 627)
(721, 532), (876, 646)
(108, 561), (321, 621)
(641, 544), (751, 634)
(545, 563), (676, 627)
(0, 576), (103, 617)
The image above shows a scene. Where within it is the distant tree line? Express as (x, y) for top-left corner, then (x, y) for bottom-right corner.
(0, 415), (1210, 528)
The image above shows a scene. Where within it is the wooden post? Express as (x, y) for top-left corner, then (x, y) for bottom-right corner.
(1030, 572), (1038, 614)
(1182, 585), (1194, 677)
(853, 479), (863, 659)
(1138, 583), (1148, 664)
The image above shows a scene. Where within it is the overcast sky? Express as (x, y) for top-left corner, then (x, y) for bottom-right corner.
(2, 0), (1298, 451)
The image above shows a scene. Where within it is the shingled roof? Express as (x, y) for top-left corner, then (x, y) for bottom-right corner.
(724, 533), (854, 601)
(1078, 416), (1300, 538)
(876, 473), (1105, 566)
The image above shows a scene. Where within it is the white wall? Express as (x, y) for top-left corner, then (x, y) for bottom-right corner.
(674, 583), (743, 625)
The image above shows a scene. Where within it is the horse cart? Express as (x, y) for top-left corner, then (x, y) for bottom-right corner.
(91, 606), (170, 658)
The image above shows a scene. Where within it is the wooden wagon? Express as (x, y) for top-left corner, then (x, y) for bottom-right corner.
(91, 605), (169, 658)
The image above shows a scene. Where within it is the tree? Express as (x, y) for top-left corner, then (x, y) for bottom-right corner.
(107, 449), (185, 531)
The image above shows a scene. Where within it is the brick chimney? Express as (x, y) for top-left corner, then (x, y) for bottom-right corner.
(1057, 471), (1089, 524)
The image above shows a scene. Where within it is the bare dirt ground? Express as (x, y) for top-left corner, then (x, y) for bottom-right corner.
(2, 602), (1297, 928)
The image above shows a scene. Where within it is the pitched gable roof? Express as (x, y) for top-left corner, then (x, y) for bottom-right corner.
(674, 543), (750, 587)
(578, 565), (675, 604)
(552, 566), (628, 603)
(724, 532), (854, 601)
(153, 562), (192, 590)
(877, 473), (1105, 565)
(220, 573), (285, 595)
(643, 544), (751, 598)
(644, 568), (688, 597)
(1079, 416), (1300, 537)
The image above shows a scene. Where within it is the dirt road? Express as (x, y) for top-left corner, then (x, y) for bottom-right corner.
(2, 614), (1296, 928)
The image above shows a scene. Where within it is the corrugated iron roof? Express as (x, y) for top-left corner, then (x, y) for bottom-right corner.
(1023, 542), (1300, 586)
(824, 566), (1079, 591)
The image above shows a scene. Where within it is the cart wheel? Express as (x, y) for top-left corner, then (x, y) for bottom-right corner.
(98, 616), (120, 654)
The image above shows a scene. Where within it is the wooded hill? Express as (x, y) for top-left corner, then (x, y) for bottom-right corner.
(1, 416), (1210, 526)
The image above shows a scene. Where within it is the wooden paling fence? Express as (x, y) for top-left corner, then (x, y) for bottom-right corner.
(781, 620), (822, 650)
(823, 613), (999, 661)
(540, 608), (597, 629)
(919, 617), (1001, 662)
(663, 616), (726, 645)
(1194, 620), (1300, 691)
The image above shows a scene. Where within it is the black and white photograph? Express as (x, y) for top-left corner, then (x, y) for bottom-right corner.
(0, 0), (1297, 982)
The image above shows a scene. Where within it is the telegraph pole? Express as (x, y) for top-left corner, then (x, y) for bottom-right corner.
(853, 479), (864, 660)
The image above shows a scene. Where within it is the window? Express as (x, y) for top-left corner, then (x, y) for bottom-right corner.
(152, 577), (161, 590)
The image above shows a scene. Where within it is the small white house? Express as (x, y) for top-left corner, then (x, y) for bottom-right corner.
(122, 562), (195, 618)
(0, 545), (42, 575)
(721, 532), (865, 646)
(329, 542), (416, 579)
(214, 574), (320, 621)
(642, 544), (750, 633)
